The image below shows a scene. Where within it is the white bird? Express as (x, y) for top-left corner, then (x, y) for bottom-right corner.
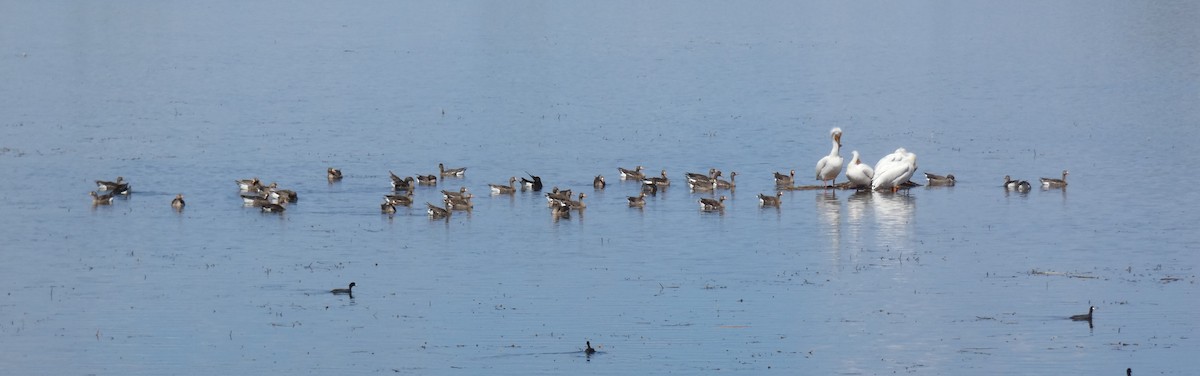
(845, 150), (874, 188)
(814, 127), (844, 187)
(872, 148), (917, 192)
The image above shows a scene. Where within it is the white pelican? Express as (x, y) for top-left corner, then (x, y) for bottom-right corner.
(845, 150), (874, 189)
(1040, 170), (1068, 188)
(814, 128), (844, 187)
(872, 148), (917, 192)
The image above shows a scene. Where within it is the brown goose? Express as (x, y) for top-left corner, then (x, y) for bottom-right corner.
(441, 187), (469, 200)
(96, 176), (126, 191)
(699, 195), (726, 211)
(416, 174), (438, 185)
(758, 191), (782, 207)
(384, 192), (413, 206)
(171, 194), (185, 209)
(715, 171), (737, 190)
(617, 165), (645, 180)
(438, 163), (466, 177)
(327, 167), (343, 180)
(426, 202), (450, 219)
(1040, 170), (1069, 188)
(390, 171), (415, 191)
(260, 202), (286, 213)
(924, 172), (956, 186)
(489, 177), (517, 195)
(627, 192), (647, 207)
(644, 169), (670, 187)
(593, 175), (606, 189)
(381, 200), (397, 214)
(90, 191), (115, 205)
(774, 170), (795, 186)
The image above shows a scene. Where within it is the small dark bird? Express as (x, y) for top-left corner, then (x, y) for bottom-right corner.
(331, 282), (356, 295)
(585, 341), (596, 355)
(171, 194), (185, 209)
(327, 167), (343, 180)
(521, 173), (543, 191)
(1070, 306), (1096, 321)
(593, 175), (606, 189)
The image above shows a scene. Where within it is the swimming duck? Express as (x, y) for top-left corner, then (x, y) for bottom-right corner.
(774, 170), (795, 186)
(438, 163), (466, 177)
(416, 174), (438, 185)
(924, 172), (956, 186)
(171, 194), (185, 209)
(1070, 306), (1096, 321)
(1003, 175), (1020, 190)
(593, 175), (606, 189)
(699, 195), (726, 211)
(561, 193), (587, 210)
(815, 127), (844, 187)
(641, 180), (658, 195)
(489, 177), (517, 195)
(758, 191), (783, 207)
(627, 192), (647, 207)
(550, 200), (571, 219)
(1016, 180), (1032, 192)
(644, 169), (670, 187)
(331, 282), (356, 295)
(327, 167), (343, 180)
(685, 168), (720, 185)
(545, 187), (573, 204)
(90, 191), (115, 205)
(1041, 170), (1069, 188)
(390, 171), (415, 191)
(521, 174), (543, 191)
(618, 165), (645, 180)
(426, 202), (450, 219)
(441, 187), (469, 201)
(845, 151), (874, 189)
(585, 341), (596, 355)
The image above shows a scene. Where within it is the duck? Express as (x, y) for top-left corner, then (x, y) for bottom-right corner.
(331, 282), (356, 295)
(641, 180), (658, 195)
(685, 168), (720, 185)
(381, 200), (397, 214)
(689, 178), (715, 192)
(416, 174), (438, 185)
(96, 176), (126, 191)
(593, 175), (606, 189)
(872, 148), (918, 192)
(112, 183), (131, 195)
(627, 192), (647, 207)
(561, 193), (586, 210)
(1016, 180), (1032, 192)
(1003, 175), (1020, 190)
(426, 202), (451, 219)
(327, 167), (343, 180)
(774, 170), (796, 186)
(441, 186), (469, 200)
(814, 127), (844, 187)
(384, 193), (413, 206)
(715, 171), (737, 190)
(273, 189), (298, 203)
(924, 172), (956, 186)
(644, 169), (670, 187)
(1041, 170), (1069, 188)
(545, 187), (573, 204)
(845, 151), (874, 189)
(390, 171), (415, 191)
(438, 163), (466, 177)
(171, 194), (185, 209)
(585, 341), (597, 355)
(521, 174), (543, 191)
(444, 194), (474, 211)
(758, 191), (783, 206)
(699, 195), (727, 211)
(90, 191), (115, 205)
(550, 200), (571, 219)
(618, 165), (645, 180)
(489, 177), (517, 195)
(1070, 306), (1096, 321)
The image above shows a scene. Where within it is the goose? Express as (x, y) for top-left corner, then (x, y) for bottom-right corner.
(331, 282), (355, 295)
(562, 193), (587, 210)
(489, 177), (517, 195)
(444, 194), (474, 210)
(627, 192), (647, 207)
(758, 191), (783, 206)
(521, 174), (543, 191)
(1070, 306), (1096, 321)
(390, 171), (415, 191)
(715, 171), (737, 190)
(112, 183), (131, 195)
(235, 177), (262, 192)
(641, 180), (658, 195)
(845, 151), (874, 189)
(438, 163), (466, 177)
(618, 165), (645, 180)
(426, 202), (450, 219)
(171, 194), (185, 209)
(273, 189), (298, 203)
(90, 191), (115, 205)
(441, 187), (469, 200)
(814, 127), (844, 187)
(327, 167), (343, 180)
(416, 174), (438, 185)
(685, 168), (720, 184)
(593, 175), (606, 189)
(644, 169), (670, 186)
(381, 200), (396, 214)
(96, 176), (126, 191)
(699, 195), (726, 211)
(1041, 170), (1069, 188)
(872, 148), (917, 192)
(689, 178), (716, 192)
(774, 170), (796, 186)
(260, 202), (286, 213)
(550, 200), (571, 219)
(545, 187), (574, 203)
(924, 172), (956, 186)
(384, 193), (413, 206)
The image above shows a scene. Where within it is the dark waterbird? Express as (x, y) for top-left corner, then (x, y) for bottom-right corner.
(584, 341), (596, 355)
(521, 173), (543, 191)
(1070, 306), (1096, 321)
(331, 282), (356, 295)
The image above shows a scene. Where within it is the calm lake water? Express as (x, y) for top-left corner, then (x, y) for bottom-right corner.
(2, 1), (1198, 374)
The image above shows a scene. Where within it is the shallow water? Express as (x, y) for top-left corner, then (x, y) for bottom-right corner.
(1, 1), (1198, 374)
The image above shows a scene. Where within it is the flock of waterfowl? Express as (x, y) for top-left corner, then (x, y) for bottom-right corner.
(88, 128), (1069, 218)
